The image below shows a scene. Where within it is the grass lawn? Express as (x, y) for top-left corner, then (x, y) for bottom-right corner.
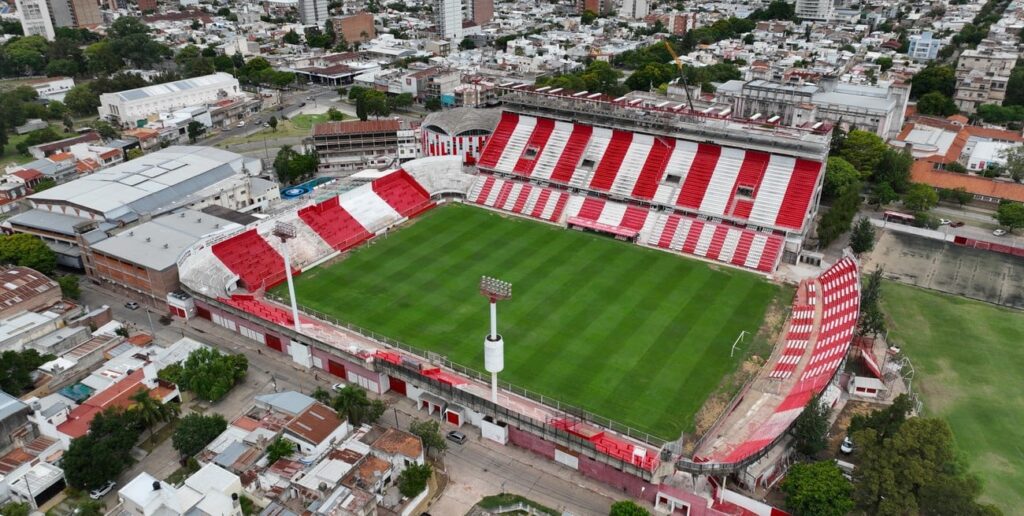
(216, 113), (333, 146)
(881, 282), (1024, 512)
(276, 204), (782, 439)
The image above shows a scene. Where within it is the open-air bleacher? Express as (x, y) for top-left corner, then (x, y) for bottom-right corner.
(211, 229), (293, 291)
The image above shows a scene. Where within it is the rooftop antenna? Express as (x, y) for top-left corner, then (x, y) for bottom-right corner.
(273, 222), (301, 332)
(480, 276), (512, 403)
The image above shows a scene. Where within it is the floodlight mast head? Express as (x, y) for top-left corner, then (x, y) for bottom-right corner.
(480, 276), (512, 303)
(274, 221), (300, 331)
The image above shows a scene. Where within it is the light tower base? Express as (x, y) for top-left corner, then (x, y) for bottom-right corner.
(484, 335), (504, 403)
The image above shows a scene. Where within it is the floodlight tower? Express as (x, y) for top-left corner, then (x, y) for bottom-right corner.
(480, 276), (512, 403)
(273, 222), (301, 332)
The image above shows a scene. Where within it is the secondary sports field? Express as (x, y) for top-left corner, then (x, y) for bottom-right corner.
(278, 204), (782, 439)
(881, 282), (1024, 512)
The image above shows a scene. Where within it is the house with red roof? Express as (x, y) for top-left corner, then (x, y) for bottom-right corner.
(56, 368), (180, 440)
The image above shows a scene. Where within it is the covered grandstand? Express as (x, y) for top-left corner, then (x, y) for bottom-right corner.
(420, 107), (500, 164)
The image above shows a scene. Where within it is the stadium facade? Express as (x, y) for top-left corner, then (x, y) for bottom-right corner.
(171, 89), (859, 511)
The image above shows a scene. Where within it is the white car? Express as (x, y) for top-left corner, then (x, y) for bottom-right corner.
(237, 120), (246, 128)
(993, 228), (1007, 236)
(332, 382), (347, 391)
(939, 218), (951, 225)
(89, 480), (116, 499)
(840, 436), (854, 454)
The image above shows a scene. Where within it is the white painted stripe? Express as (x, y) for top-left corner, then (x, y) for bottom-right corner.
(671, 218), (693, 251)
(596, 201), (627, 226)
(717, 229), (743, 263)
(663, 139), (699, 186)
(484, 178), (504, 206)
(531, 121), (574, 181)
(747, 154), (797, 226)
(540, 191), (563, 220)
(693, 222), (718, 257)
(744, 233), (769, 269)
(502, 183), (524, 211)
(569, 127), (613, 186)
(494, 116), (538, 173)
(698, 147), (746, 216)
(521, 186), (543, 215)
(339, 185), (401, 232)
(608, 134), (653, 194)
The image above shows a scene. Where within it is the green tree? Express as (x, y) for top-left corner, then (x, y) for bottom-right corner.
(187, 121), (206, 143)
(388, 92), (414, 110)
(46, 100), (69, 120)
(424, 97), (442, 111)
(857, 267), (886, 338)
(781, 461), (853, 516)
(266, 436), (295, 464)
(459, 38), (476, 50)
(283, 30), (301, 45)
(330, 385), (386, 426)
(873, 148), (913, 193)
(312, 386), (332, 404)
(130, 387), (178, 438)
(849, 217), (876, 255)
(910, 64), (956, 99)
(33, 178), (56, 192)
(839, 130), (887, 175)
(823, 157), (861, 201)
(791, 395), (830, 457)
(876, 57), (893, 72)
(849, 393), (912, 443)
(1001, 145), (1024, 183)
(356, 90), (390, 119)
(869, 182), (899, 208)
(916, 91), (958, 116)
(994, 201), (1024, 232)
(64, 84), (100, 116)
(408, 419), (447, 457)
(268, 116), (278, 132)
(239, 495), (255, 516)
(172, 413), (228, 457)
(94, 120), (120, 140)
(63, 408), (142, 490)
(326, 107), (344, 121)
(0, 502), (31, 516)
(0, 233), (57, 274)
(0, 349), (55, 395)
(816, 185), (862, 247)
(397, 462), (432, 497)
(127, 148), (144, 160)
(58, 274), (80, 299)
(625, 63), (676, 92)
(904, 183), (938, 212)
(177, 348), (248, 402)
(84, 41), (123, 75)
(609, 500), (650, 516)
(581, 9), (598, 25)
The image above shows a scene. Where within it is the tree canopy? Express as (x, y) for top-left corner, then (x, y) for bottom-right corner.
(791, 395), (830, 457)
(273, 145), (319, 186)
(849, 217), (876, 256)
(397, 462), (432, 497)
(823, 157), (861, 202)
(408, 419), (446, 456)
(266, 436), (295, 464)
(609, 500), (650, 516)
(0, 234), (56, 275)
(916, 92), (958, 117)
(904, 183), (939, 212)
(781, 461), (854, 516)
(63, 408), (141, 489)
(994, 201), (1024, 232)
(838, 130), (887, 175)
(173, 413), (228, 457)
(330, 385), (386, 426)
(176, 348), (248, 402)
(0, 349), (55, 395)
(910, 65), (956, 99)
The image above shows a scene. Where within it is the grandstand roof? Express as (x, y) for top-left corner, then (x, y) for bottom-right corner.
(27, 146), (255, 220)
(422, 107), (500, 136)
(89, 209), (241, 271)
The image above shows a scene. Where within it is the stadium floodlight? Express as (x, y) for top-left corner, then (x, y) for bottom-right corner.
(273, 222), (301, 332)
(480, 276), (512, 403)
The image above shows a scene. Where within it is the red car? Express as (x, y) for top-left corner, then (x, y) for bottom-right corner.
(950, 221), (965, 228)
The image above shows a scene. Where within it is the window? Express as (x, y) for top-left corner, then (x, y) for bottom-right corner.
(736, 185), (754, 198)
(522, 147), (539, 159)
(580, 159), (595, 170)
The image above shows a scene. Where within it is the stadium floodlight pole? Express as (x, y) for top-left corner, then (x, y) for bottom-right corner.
(273, 222), (301, 332)
(480, 276), (512, 403)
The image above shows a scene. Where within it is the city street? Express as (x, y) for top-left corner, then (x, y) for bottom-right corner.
(79, 284), (626, 515)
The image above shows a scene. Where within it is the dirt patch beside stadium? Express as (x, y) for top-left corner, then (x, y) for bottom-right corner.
(863, 230), (1024, 309)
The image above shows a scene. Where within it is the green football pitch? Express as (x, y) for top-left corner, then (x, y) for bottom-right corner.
(881, 282), (1024, 512)
(276, 203), (783, 439)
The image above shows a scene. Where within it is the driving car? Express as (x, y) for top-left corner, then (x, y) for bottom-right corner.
(993, 228), (1007, 236)
(89, 480), (116, 499)
(446, 430), (468, 445)
(125, 301), (140, 310)
(939, 218), (951, 225)
(950, 221), (965, 227)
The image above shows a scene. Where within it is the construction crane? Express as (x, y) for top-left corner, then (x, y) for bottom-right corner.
(663, 40), (695, 112)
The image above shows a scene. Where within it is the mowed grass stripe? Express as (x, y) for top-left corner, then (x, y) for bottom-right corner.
(281, 204), (781, 439)
(881, 282), (1024, 512)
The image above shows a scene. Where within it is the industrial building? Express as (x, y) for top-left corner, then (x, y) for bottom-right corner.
(98, 73), (242, 128)
(4, 146), (276, 268)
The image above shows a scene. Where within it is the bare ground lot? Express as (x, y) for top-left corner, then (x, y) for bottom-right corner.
(863, 230), (1024, 309)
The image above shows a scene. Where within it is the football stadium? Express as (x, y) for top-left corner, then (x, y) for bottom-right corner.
(174, 85), (861, 508)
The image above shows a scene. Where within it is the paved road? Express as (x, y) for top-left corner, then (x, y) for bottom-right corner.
(80, 284), (628, 515)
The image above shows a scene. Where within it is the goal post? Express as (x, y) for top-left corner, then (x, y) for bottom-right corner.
(730, 330), (749, 358)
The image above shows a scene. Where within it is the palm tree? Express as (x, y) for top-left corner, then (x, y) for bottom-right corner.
(130, 388), (174, 438)
(330, 385), (367, 424)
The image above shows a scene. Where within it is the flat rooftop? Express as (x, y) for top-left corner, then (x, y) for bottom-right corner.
(90, 209), (241, 271)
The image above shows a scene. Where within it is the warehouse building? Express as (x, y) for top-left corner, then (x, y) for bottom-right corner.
(98, 73), (241, 128)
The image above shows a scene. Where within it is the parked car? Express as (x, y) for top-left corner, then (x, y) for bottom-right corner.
(237, 120), (246, 128)
(939, 218), (951, 225)
(993, 228), (1008, 236)
(446, 430), (468, 445)
(332, 382), (347, 392)
(90, 480), (116, 499)
(840, 436), (854, 454)
(125, 301), (140, 310)
(950, 221), (965, 228)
